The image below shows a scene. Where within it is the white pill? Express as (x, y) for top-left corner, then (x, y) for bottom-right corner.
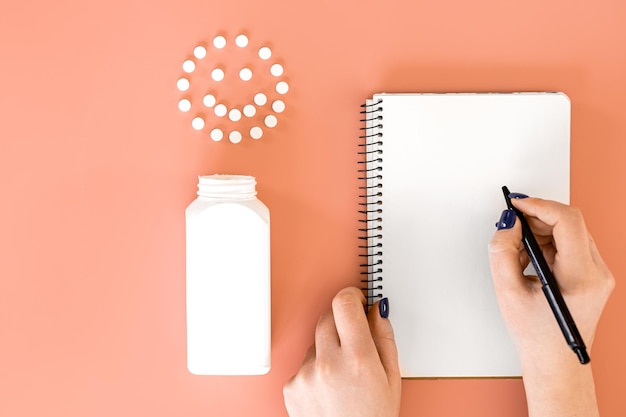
(182, 60), (196, 73)
(203, 94), (216, 107)
(210, 129), (224, 141)
(213, 36), (226, 49)
(264, 115), (278, 128)
(211, 68), (224, 81)
(272, 100), (285, 113)
(239, 68), (253, 81)
(178, 99), (192, 112)
(192, 117), (205, 130)
(270, 63), (283, 76)
(235, 34), (249, 47)
(229, 108), (242, 121)
(193, 46), (207, 59)
(276, 81), (289, 94)
(259, 46), (272, 60)
(250, 126), (263, 140)
(177, 78), (190, 91)
(254, 93), (267, 106)
(214, 104), (227, 117)
(243, 104), (256, 117)
(229, 131), (243, 144)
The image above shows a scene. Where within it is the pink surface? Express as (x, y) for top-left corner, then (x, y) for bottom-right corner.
(1, 0), (625, 415)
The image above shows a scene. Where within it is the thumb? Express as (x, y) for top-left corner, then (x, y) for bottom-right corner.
(488, 209), (528, 295)
(368, 298), (401, 384)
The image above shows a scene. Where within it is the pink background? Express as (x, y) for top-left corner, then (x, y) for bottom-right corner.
(1, 0), (625, 415)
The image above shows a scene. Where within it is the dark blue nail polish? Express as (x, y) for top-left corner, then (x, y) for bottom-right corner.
(379, 297), (389, 319)
(508, 192), (529, 199)
(496, 209), (516, 230)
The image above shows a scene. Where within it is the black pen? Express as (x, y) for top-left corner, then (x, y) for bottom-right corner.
(501, 186), (590, 364)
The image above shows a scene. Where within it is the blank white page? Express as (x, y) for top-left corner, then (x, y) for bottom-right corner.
(368, 93), (570, 378)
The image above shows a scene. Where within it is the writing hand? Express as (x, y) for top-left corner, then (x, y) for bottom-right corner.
(490, 196), (614, 417)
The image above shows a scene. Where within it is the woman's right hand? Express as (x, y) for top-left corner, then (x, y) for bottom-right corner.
(489, 196), (614, 417)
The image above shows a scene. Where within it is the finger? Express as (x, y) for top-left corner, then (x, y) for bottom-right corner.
(315, 310), (339, 358)
(515, 213), (556, 265)
(511, 197), (592, 265)
(525, 215), (554, 239)
(488, 211), (528, 295)
(331, 287), (376, 355)
(537, 242), (557, 267)
(368, 298), (401, 384)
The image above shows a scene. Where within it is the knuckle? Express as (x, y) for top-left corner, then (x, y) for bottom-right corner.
(349, 354), (371, 372)
(315, 313), (333, 337)
(487, 239), (503, 254)
(314, 356), (335, 379)
(564, 205), (585, 223)
(603, 271), (616, 294)
(282, 378), (294, 395)
(282, 375), (301, 400)
(376, 333), (397, 350)
(487, 237), (514, 255)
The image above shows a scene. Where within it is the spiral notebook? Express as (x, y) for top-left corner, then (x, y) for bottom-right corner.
(359, 92), (570, 378)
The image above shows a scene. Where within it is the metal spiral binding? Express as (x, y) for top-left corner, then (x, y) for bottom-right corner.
(358, 99), (384, 307)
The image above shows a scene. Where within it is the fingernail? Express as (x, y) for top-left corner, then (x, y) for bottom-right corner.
(508, 192), (529, 199)
(379, 297), (389, 319)
(496, 209), (516, 230)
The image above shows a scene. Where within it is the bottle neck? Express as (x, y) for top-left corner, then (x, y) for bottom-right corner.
(197, 175), (257, 200)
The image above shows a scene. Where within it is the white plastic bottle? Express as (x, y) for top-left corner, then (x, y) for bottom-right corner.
(185, 174), (270, 375)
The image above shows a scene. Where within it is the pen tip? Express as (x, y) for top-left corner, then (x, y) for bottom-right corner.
(502, 186), (513, 209)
